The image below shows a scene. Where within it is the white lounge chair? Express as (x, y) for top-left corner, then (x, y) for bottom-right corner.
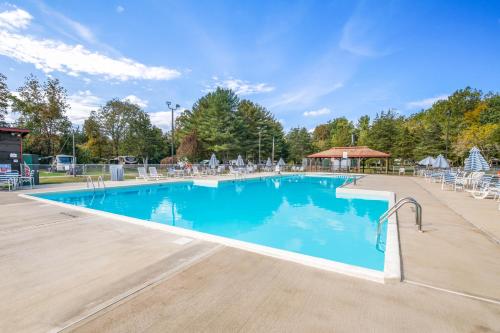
(192, 165), (205, 177)
(5, 171), (20, 190)
(468, 172), (485, 190)
(215, 165), (226, 176)
(491, 182), (500, 201)
(453, 172), (469, 191)
(229, 166), (241, 177)
(470, 176), (494, 199)
(441, 173), (457, 190)
(136, 167), (153, 181)
(429, 171), (444, 183)
(149, 167), (168, 180)
(0, 173), (16, 191)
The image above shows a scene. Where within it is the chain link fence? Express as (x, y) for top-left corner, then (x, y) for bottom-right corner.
(28, 162), (402, 185)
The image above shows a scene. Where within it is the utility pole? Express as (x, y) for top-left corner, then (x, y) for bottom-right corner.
(258, 130), (262, 165)
(272, 136), (275, 163)
(445, 109), (451, 158)
(166, 101), (180, 160)
(72, 127), (76, 177)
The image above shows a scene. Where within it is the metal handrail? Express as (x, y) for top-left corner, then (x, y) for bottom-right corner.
(86, 176), (95, 192)
(377, 197), (422, 237)
(97, 176), (106, 190)
(86, 175), (105, 193)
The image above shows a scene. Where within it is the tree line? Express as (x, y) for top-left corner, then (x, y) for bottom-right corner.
(1, 72), (499, 166)
(0, 73), (168, 164)
(287, 87), (500, 165)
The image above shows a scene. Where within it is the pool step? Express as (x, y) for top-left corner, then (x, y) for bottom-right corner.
(193, 179), (219, 188)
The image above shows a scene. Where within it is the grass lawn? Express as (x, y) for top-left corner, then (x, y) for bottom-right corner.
(39, 172), (137, 185)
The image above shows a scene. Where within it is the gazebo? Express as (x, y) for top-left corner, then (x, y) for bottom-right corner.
(307, 146), (391, 173)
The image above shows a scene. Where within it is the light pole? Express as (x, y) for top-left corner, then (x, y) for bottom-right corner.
(258, 129), (262, 165)
(166, 101), (180, 159)
(69, 125), (79, 177)
(445, 109), (451, 159)
(271, 136), (275, 164)
(72, 127), (76, 177)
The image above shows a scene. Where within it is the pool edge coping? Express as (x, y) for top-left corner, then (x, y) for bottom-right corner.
(19, 174), (396, 284)
(336, 187), (400, 283)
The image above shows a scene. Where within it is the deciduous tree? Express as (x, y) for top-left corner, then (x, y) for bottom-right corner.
(12, 75), (71, 156)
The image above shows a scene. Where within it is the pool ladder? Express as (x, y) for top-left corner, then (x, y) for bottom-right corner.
(377, 197), (422, 237)
(86, 175), (106, 193)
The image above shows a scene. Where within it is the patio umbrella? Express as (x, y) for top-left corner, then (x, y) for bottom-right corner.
(236, 155), (245, 167)
(418, 156), (435, 166)
(432, 154), (449, 169)
(265, 157), (272, 167)
(463, 157), (469, 170)
(209, 153), (219, 169)
(278, 158), (285, 166)
(464, 146), (489, 172)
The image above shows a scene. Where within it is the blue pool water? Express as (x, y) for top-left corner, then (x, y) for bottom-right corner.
(34, 175), (389, 271)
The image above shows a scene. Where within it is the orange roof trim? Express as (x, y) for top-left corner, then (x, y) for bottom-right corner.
(307, 146), (390, 158)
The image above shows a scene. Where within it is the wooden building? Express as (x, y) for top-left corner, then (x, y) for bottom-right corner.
(307, 146), (391, 173)
(0, 127), (30, 173)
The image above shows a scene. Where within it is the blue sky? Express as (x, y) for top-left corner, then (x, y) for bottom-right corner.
(1, 0), (499, 131)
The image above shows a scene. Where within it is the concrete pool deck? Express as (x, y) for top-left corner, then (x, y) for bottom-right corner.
(0, 174), (499, 332)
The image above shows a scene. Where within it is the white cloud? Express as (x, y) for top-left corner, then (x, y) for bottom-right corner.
(406, 94), (448, 109)
(116, 6), (125, 13)
(122, 95), (148, 108)
(67, 90), (101, 124)
(0, 8), (181, 81)
(272, 83), (343, 108)
(36, 3), (96, 44)
(303, 107), (331, 117)
(204, 77), (275, 95)
(0, 8), (32, 30)
(339, 3), (393, 57)
(340, 19), (379, 57)
(149, 109), (186, 131)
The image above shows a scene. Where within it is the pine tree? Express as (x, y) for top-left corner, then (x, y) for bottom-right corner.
(286, 127), (313, 163)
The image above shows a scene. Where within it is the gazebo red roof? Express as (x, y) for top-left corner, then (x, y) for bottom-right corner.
(307, 146), (390, 159)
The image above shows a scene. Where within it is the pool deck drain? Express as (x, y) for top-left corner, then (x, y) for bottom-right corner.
(0, 174), (499, 332)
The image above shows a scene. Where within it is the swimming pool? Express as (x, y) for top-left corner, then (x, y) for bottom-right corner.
(29, 175), (395, 279)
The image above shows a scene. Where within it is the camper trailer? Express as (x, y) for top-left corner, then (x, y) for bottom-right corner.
(52, 155), (75, 172)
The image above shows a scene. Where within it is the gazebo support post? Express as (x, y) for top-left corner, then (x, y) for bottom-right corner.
(385, 157), (389, 174)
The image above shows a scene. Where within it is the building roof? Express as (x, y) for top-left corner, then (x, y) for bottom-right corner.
(0, 127), (30, 137)
(307, 146), (390, 158)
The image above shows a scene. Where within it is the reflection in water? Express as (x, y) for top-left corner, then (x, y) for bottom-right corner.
(38, 175), (389, 271)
